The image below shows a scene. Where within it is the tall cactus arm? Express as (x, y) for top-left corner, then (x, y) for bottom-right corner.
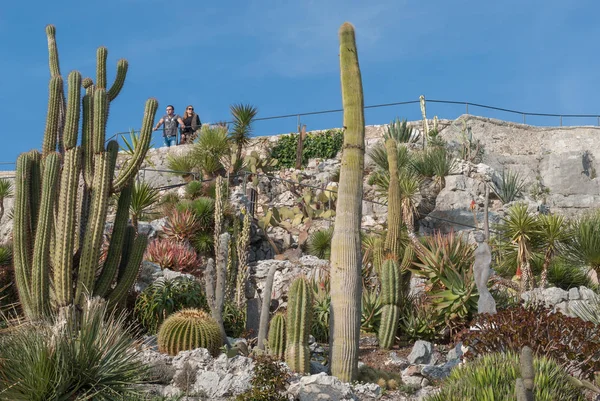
(31, 152), (60, 318)
(384, 138), (402, 259)
(76, 143), (118, 305)
(112, 98), (158, 192)
(63, 71), (82, 150)
(13, 153), (34, 317)
(106, 233), (148, 306)
(257, 262), (278, 350)
(45, 25), (61, 78)
(92, 88), (108, 154)
(81, 91), (94, 185)
(42, 76), (63, 156)
(94, 180), (133, 297)
(108, 59), (128, 101)
(53, 147), (81, 307)
(329, 22), (365, 383)
(116, 225), (136, 282)
(28, 150), (42, 234)
(96, 47), (108, 90)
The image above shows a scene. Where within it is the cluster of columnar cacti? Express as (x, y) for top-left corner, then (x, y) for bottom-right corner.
(329, 22), (365, 382)
(267, 312), (286, 360)
(13, 25), (155, 319)
(285, 277), (313, 374)
(377, 138), (403, 349)
(157, 309), (223, 356)
(235, 207), (251, 308)
(516, 346), (535, 401)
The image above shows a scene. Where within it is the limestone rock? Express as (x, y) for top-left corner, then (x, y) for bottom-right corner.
(408, 340), (433, 365)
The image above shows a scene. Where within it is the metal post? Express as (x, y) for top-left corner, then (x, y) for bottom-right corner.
(597, 116), (599, 126)
(466, 103), (469, 115)
(560, 116), (562, 126)
(297, 114), (301, 133)
(523, 114), (526, 124)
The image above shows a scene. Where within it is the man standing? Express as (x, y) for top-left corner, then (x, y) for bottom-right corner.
(153, 105), (185, 147)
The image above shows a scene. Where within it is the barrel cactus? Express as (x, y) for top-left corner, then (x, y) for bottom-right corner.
(13, 25), (154, 319)
(268, 312), (286, 360)
(285, 277), (313, 374)
(157, 309), (223, 356)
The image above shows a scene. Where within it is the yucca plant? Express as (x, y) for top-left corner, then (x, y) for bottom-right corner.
(230, 103), (258, 162)
(568, 210), (600, 275)
(121, 128), (155, 167)
(361, 287), (382, 334)
(537, 213), (571, 288)
(191, 125), (231, 180)
(496, 203), (540, 290)
(492, 168), (527, 204)
(306, 227), (334, 260)
(546, 259), (592, 290)
(411, 231), (477, 336)
(0, 178), (13, 223)
(0, 298), (147, 400)
(398, 170), (422, 237)
(311, 280), (331, 344)
(184, 180), (204, 199)
(176, 197), (215, 231)
(130, 180), (160, 230)
(166, 153), (199, 181)
(162, 209), (201, 242)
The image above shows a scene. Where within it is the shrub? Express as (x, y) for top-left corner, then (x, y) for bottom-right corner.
(223, 301), (246, 338)
(425, 351), (585, 401)
(145, 239), (200, 273)
(134, 277), (208, 334)
(0, 298), (147, 400)
(271, 129), (343, 168)
(546, 259), (593, 290)
(235, 354), (289, 401)
(162, 209), (201, 242)
(306, 227), (334, 260)
(457, 304), (600, 380)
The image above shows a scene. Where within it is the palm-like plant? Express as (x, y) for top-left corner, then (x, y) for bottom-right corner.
(537, 213), (571, 288)
(496, 203), (540, 291)
(0, 178), (13, 223)
(306, 228), (334, 260)
(121, 128), (155, 167)
(385, 118), (417, 144)
(230, 103), (258, 162)
(492, 168), (526, 204)
(166, 153), (199, 181)
(568, 210), (600, 275)
(191, 125), (231, 180)
(367, 144), (411, 197)
(398, 170), (422, 240)
(130, 180), (160, 231)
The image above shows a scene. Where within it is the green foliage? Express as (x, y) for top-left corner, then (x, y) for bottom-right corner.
(157, 308), (222, 356)
(411, 231), (477, 337)
(130, 180), (160, 227)
(145, 239), (200, 273)
(184, 180), (204, 199)
(0, 298), (147, 400)
(570, 291), (600, 325)
(357, 365), (403, 392)
(235, 354), (289, 401)
(361, 287), (382, 334)
(191, 125), (231, 178)
(458, 121), (484, 164)
(385, 118), (417, 143)
(306, 227), (334, 260)
(398, 294), (441, 342)
(568, 209), (600, 273)
(176, 197), (215, 231)
(223, 301), (246, 338)
(192, 231), (214, 256)
(411, 146), (456, 182)
(158, 192), (180, 215)
(425, 351), (585, 401)
(546, 259), (593, 290)
(0, 244), (16, 313)
(271, 129), (344, 168)
(457, 304), (600, 380)
(311, 281), (331, 343)
(134, 277), (208, 334)
(229, 103), (258, 159)
(493, 168), (527, 204)
(121, 128), (155, 167)
(166, 153), (198, 177)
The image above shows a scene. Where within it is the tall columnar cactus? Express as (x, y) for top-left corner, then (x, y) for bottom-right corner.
(285, 277), (313, 374)
(268, 312), (286, 360)
(213, 175), (225, 257)
(516, 346), (535, 401)
(157, 309), (223, 356)
(378, 137), (403, 349)
(235, 207), (251, 308)
(204, 233), (231, 347)
(329, 22), (365, 382)
(13, 25), (155, 319)
(257, 262), (278, 350)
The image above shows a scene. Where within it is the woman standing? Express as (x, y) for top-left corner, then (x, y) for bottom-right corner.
(180, 105), (202, 144)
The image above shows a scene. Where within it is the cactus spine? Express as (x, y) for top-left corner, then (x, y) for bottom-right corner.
(378, 137), (403, 349)
(268, 312), (286, 360)
(12, 25), (156, 319)
(157, 309), (223, 356)
(285, 277), (313, 374)
(329, 22), (365, 382)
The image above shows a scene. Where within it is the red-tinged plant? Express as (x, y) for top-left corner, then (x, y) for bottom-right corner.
(146, 239), (200, 273)
(456, 304), (600, 380)
(162, 209), (201, 242)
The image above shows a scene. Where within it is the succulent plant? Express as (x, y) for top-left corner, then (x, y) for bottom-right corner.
(285, 277), (313, 374)
(157, 308), (222, 356)
(267, 312), (286, 360)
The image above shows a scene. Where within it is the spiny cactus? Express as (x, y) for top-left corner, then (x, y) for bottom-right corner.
(285, 277), (313, 374)
(378, 258), (401, 349)
(267, 312), (286, 360)
(516, 346), (535, 401)
(329, 22), (365, 382)
(13, 25), (154, 319)
(235, 207), (251, 308)
(204, 233), (231, 347)
(213, 176), (225, 257)
(157, 308), (223, 356)
(257, 262), (278, 350)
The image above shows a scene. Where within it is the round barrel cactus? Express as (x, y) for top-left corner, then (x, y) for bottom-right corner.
(157, 308), (222, 356)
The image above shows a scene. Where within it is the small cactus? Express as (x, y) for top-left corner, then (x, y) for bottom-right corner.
(157, 308), (223, 356)
(378, 258), (401, 349)
(267, 312), (286, 360)
(285, 277), (313, 374)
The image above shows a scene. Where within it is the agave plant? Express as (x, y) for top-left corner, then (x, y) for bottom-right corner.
(492, 168), (527, 204)
(306, 227), (334, 260)
(570, 291), (600, 325)
(145, 238), (199, 272)
(385, 118), (417, 144)
(130, 180), (160, 230)
(410, 231), (478, 336)
(230, 103), (258, 162)
(0, 178), (13, 223)
(162, 209), (201, 242)
(176, 197), (215, 231)
(496, 203), (540, 290)
(166, 153), (199, 182)
(361, 287), (382, 334)
(191, 125), (231, 180)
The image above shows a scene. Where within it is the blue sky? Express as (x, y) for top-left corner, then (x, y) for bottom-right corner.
(1, 0), (599, 165)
